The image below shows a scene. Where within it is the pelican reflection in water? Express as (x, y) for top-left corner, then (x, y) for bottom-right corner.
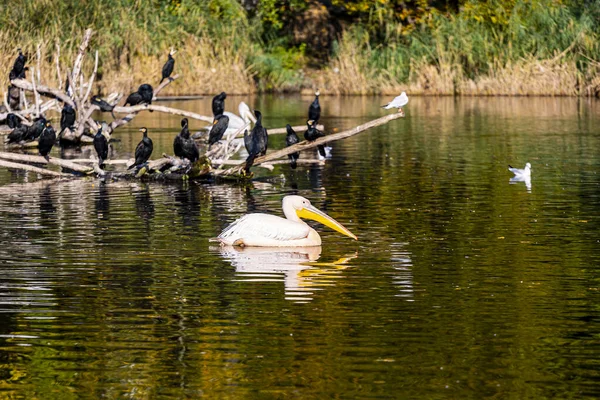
(217, 246), (356, 302)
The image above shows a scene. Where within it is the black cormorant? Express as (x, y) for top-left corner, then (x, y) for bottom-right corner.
(243, 110), (268, 173)
(60, 104), (76, 135)
(308, 89), (321, 123)
(160, 49), (176, 84)
(128, 127), (153, 169)
(304, 119), (326, 157)
(173, 118), (199, 162)
(93, 126), (109, 168)
(6, 113), (20, 129)
(212, 92), (226, 117)
(91, 95), (116, 119)
(138, 84), (154, 104)
(124, 84), (153, 107)
(38, 121), (56, 159)
(208, 114), (229, 147)
(9, 49), (27, 80)
(173, 118), (187, 158)
(285, 124), (300, 169)
(5, 114), (28, 144)
(124, 91), (143, 106)
(26, 116), (47, 141)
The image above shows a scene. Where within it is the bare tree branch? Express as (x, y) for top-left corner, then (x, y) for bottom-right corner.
(72, 28), (93, 84)
(218, 112), (405, 176)
(11, 78), (75, 108)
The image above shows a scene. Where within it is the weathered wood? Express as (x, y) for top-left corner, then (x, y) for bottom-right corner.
(82, 50), (99, 107)
(0, 159), (68, 178)
(31, 68), (41, 117)
(0, 100), (55, 123)
(0, 151), (94, 174)
(69, 158), (130, 165)
(72, 28), (93, 85)
(112, 103), (212, 123)
(10, 79), (75, 108)
(255, 124), (324, 137)
(212, 159), (325, 166)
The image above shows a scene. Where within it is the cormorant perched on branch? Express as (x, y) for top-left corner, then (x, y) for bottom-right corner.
(6, 113), (20, 129)
(26, 116), (47, 141)
(304, 119), (326, 158)
(93, 126), (109, 169)
(243, 110), (268, 173)
(9, 48), (27, 80)
(91, 95), (116, 119)
(212, 92), (226, 117)
(38, 121), (56, 160)
(125, 84), (154, 108)
(128, 127), (153, 169)
(173, 118), (199, 162)
(208, 114), (229, 147)
(308, 88), (321, 123)
(285, 124), (300, 169)
(139, 84), (153, 104)
(160, 49), (176, 84)
(60, 104), (76, 135)
(5, 114), (28, 144)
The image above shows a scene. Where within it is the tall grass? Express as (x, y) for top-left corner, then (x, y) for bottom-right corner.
(0, 0), (256, 95)
(319, 0), (600, 95)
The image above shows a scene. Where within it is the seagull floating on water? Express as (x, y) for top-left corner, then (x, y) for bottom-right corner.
(508, 163), (531, 179)
(382, 92), (409, 113)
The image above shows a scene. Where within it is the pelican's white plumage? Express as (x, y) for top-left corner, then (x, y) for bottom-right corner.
(382, 92), (409, 110)
(508, 162), (531, 179)
(214, 195), (357, 247)
(238, 101), (256, 124)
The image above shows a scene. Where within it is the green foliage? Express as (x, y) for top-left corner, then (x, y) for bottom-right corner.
(335, 0), (600, 86)
(250, 44), (308, 92)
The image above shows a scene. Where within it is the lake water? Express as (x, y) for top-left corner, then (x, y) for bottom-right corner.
(1, 96), (600, 398)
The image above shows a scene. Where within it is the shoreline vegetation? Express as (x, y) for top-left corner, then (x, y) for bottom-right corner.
(1, 0), (599, 96)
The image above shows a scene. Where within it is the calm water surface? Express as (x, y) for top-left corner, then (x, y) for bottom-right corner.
(1, 96), (600, 398)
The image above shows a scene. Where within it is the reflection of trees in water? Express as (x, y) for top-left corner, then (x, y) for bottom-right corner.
(94, 182), (110, 220)
(168, 183), (201, 227)
(39, 184), (57, 227)
(133, 184), (155, 221)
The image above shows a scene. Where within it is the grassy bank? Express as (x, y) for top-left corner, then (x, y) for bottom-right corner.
(1, 0), (599, 96)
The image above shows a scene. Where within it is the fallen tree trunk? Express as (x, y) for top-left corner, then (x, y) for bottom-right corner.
(0, 151), (94, 174)
(0, 159), (68, 177)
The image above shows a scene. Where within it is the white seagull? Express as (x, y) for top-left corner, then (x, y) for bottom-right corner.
(508, 163), (531, 179)
(382, 92), (409, 112)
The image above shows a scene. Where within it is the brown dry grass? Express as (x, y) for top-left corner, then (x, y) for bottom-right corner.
(0, 32), (255, 100)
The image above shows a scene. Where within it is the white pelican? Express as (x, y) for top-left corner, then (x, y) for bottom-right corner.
(382, 92), (409, 112)
(214, 195), (357, 247)
(508, 163), (531, 179)
(238, 101), (257, 124)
